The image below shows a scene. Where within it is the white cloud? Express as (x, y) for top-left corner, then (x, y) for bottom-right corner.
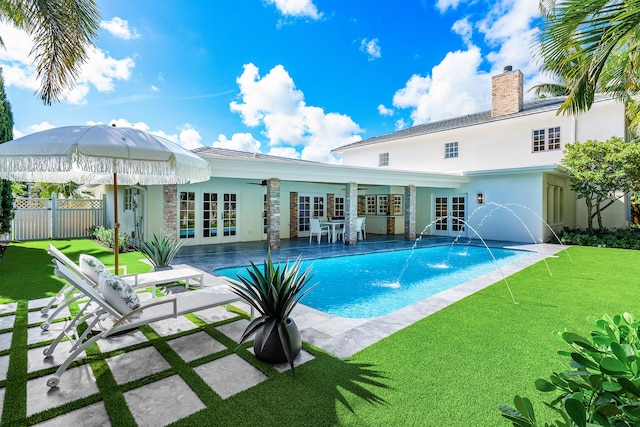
(230, 63), (363, 163)
(0, 22), (135, 104)
(178, 125), (203, 150)
(452, 17), (473, 46)
(395, 118), (408, 131)
(266, 0), (322, 19)
(12, 128), (23, 139)
(389, 0), (542, 126)
(436, 0), (465, 13)
(29, 121), (56, 133)
(212, 133), (262, 152)
(100, 17), (140, 40)
(360, 38), (381, 61)
(392, 46), (490, 125)
(378, 104), (394, 116)
(150, 85), (160, 92)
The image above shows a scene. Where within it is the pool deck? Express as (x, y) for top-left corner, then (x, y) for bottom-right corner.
(175, 235), (565, 359)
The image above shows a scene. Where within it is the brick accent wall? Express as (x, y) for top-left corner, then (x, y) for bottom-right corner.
(289, 192), (298, 238)
(357, 195), (365, 216)
(491, 69), (523, 117)
(266, 178), (280, 251)
(162, 184), (178, 240)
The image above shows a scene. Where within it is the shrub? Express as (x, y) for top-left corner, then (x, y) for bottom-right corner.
(560, 228), (640, 250)
(500, 313), (640, 426)
(139, 234), (183, 270)
(90, 226), (130, 253)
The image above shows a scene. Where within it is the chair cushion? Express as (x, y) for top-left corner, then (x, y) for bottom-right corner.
(99, 273), (141, 316)
(79, 254), (109, 284)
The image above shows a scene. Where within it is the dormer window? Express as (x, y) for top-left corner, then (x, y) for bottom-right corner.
(445, 141), (458, 159)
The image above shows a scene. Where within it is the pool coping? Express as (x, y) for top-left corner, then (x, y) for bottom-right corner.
(286, 243), (565, 359)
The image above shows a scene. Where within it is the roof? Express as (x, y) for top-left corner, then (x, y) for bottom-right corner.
(332, 95), (612, 153)
(193, 146), (320, 165)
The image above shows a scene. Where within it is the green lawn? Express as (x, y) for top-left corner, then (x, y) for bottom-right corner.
(0, 241), (637, 426)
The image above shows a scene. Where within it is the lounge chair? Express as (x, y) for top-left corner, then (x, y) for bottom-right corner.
(41, 244), (203, 330)
(44, 259), (246, 388)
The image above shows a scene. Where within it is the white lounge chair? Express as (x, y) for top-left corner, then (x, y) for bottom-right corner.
(44, 259), (245, 388)
(309, 218), (329, 243)
(43, 244), (208, 329)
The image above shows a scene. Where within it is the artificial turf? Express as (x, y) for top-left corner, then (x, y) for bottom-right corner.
(0, 241), (638, 426)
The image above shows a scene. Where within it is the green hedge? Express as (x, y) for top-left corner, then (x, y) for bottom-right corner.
(560, 227), (640, 249)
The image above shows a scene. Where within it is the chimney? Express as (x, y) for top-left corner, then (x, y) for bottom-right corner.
(491, 66), (523, 118)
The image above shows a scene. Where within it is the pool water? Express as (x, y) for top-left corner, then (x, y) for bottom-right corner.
(214, 245), (529, 318)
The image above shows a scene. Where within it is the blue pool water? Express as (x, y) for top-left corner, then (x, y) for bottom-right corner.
(214, 245), (530, 318)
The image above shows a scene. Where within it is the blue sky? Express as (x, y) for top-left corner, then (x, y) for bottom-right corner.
(1, 0), (544, 163)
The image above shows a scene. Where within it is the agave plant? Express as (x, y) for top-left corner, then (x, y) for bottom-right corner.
(227, 251), (316, 373)
(139, 234), (183, 270)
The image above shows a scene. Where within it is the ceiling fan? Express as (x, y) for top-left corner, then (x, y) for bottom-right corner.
(247, 179), (268, 186)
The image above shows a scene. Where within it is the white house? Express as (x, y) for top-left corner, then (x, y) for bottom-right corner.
(94, 67), (627, 250)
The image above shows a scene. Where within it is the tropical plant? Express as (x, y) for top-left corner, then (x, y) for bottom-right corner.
(562, 137), (640, 229)
(90, 225), (129, 253)
(500, 312), (640, 426)
(227, 251), (316, 373)
(0, 68), (13, 234)
(139, 234), (183, 270)
(1, 0), (100, 104)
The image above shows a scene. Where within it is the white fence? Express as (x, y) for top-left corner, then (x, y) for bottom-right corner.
(8, 196), (106, 241)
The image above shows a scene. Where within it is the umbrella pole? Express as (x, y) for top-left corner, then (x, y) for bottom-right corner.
(114, 172), (119, 275)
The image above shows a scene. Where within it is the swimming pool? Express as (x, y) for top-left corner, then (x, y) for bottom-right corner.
(214, 245), (530, 318)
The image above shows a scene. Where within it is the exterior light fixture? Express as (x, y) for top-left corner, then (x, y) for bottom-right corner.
(477, 193), (484, 204)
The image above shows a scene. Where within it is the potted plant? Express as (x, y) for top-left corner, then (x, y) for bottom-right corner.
(227, 251), (316, 373)
(139, 234), (183, 271)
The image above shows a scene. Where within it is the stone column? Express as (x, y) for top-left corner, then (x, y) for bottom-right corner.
(404, 185), (416, 240)
(266, 178), (281, 251)
(163, 184), (178, 240)
(290, 192), (298, 238)
(344, 182), (359, 245)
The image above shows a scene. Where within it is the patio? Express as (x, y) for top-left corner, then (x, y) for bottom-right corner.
(0, 236), (563, 425)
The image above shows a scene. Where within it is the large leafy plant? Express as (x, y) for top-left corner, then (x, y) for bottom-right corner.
(139, 234), (183, 270)
(500, 313), (640, 426)
(227, 251), (315, 372)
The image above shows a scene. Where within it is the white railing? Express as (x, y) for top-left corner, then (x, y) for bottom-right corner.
(10, 196), (106, 241)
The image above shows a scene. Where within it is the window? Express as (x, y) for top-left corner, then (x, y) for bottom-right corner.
(548, 126), (561, 150)
(124, 188), (134, 211)
(533, 127), (561, 152)
(392, 195), (403, 215)
(179, 192), (196, 239)
(445, 142), (458, 159)
(377, 195), (388, 215)
(366, 195), (377, 214)
(533, 129), (545, 152)
(203, 192), (218, 237)
(379, 152), (389, 166)
(334, 196), (345, 218)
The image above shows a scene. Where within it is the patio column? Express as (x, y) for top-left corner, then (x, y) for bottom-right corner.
(163, 184), (178, 240)
(344, 182), (358, 245)
(404, 185), (416, 241)
(266, 178), (281, 251)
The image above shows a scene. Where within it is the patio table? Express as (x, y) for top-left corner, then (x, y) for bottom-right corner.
(320, 220), (345, 243)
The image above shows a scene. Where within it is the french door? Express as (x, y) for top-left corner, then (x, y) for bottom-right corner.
(433, 194), (467, 237)
(179, 190), (239, 244)
(298, 194), (326, 236)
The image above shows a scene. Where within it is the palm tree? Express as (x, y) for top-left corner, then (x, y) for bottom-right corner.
(1, 0), (100, 105)
(537, 0), (640, 116)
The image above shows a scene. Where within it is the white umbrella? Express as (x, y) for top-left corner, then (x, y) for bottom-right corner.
(0, 124), (211, 273)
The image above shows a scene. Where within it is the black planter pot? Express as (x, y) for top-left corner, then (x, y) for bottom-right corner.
(253, 318), (302, 363)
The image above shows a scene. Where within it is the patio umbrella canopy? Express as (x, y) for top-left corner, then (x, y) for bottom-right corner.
(0, 124), (211, 272)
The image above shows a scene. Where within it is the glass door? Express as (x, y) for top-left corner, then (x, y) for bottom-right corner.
(298, 194), (325, 236)
(432, 194), (467, 237)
